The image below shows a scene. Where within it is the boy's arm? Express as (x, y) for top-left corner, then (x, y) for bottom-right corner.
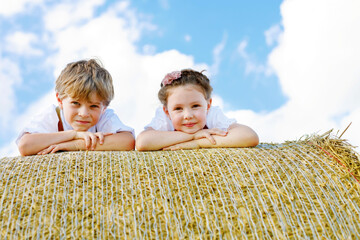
(37, 131), (135, 155)
(18, 130), (77, 156)
(164, 123), (259, 150)
(136, 128), (194, 151)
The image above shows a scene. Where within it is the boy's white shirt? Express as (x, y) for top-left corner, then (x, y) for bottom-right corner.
(145, 106), (236, 131)
(16, 104), (134, 145)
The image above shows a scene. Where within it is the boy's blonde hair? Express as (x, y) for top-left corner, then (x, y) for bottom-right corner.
(55, 59), (114, 106)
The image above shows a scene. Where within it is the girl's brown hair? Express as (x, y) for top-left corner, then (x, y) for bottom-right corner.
(158, 69), (213, 105)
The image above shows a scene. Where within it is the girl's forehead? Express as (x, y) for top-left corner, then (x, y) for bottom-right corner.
(168, 84), (205, 96)
(167, 85), (207, 103)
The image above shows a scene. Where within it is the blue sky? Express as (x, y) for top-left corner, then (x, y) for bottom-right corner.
(1, 0), (360, 157)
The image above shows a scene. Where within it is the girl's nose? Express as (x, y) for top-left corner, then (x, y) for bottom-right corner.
(184, 109), (193, 119)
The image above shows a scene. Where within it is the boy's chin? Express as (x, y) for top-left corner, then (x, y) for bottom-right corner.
(72, 126), (92, 132)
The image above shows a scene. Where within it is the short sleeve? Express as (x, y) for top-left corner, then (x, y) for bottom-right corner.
(96, 108), (135, 136)
(16, 105), (59, 145)
(206, 106), (237, 131)
(144, 107), (174, 131)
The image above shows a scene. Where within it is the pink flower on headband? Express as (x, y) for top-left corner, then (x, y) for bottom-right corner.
(161, 71), (181, 86)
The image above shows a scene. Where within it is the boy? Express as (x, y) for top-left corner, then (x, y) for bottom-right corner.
(17, 59), (135, 156)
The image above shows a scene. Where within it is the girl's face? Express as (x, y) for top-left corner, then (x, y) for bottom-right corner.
(164, 84), (211, 134)
(57, 92), (106, 131)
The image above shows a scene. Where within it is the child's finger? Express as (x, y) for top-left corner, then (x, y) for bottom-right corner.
(98, 133), (105, 145)
(50, 146), (59, 154)
(206, 133), (216, 144)
(210, 128), (227, 136)
(84, 136), (91, 150)
(90, 134), (97, 150)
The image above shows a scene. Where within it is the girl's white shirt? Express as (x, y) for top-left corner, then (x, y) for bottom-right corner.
(16, 104), (134, 144)
(145, 106), (236, 131)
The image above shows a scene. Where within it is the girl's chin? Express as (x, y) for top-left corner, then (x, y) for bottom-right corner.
(177, 128), (202, 134)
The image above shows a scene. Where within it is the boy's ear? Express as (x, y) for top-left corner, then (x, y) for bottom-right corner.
(207, 98), (212, 112)
(163, 105), (171, 119)
(56, 93), (63, 109)
(101, 105), (107, 114)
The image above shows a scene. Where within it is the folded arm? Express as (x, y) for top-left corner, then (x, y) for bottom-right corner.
(164, 123), (259, 150)
(136, 128), (193, 151)
(136, 128), (228, 151)
(19, 131), (135, 156)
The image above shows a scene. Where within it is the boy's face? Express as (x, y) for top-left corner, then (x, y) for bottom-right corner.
(57, 92), (106, 131)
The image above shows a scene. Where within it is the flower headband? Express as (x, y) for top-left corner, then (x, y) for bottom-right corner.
(161, 71), (181, 87)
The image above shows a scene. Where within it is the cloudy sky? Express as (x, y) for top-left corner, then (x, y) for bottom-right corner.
(0, 0), (359, 157)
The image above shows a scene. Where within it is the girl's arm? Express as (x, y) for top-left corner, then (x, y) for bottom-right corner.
(136, 128), (228, 151)
(164, 123), (259, 150)
(37, 131), (135, 155)
(136, 128), (194, 151)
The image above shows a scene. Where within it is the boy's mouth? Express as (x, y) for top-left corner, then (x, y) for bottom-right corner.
(183, 123), (196, 127)
(76, 120), (91, 125)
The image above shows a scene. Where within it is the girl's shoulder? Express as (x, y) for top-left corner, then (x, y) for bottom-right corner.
(206, 106), (236, 130)
(144, 106), (174, 131)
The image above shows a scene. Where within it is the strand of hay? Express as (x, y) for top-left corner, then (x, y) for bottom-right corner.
(0, 134), (359, 239)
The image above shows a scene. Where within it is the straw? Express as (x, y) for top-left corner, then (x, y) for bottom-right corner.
(0, 134), (359, 239)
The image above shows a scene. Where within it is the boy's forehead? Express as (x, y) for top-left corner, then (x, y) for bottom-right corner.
(67, 92), (105, 104)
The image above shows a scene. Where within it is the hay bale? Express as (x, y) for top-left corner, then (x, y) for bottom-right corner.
(1, 134), (359, 239)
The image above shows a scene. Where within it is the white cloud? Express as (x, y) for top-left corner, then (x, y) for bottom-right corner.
(209, 34), (227, 76)
(5, 32), (42, 56)
(237, 39), (271, 76)
(265, 24), (282, 46)
(0, 57), (21, 132)
(228, 0), (360, 149)
(0, 92), (56, 158)
(44, 0), (105, 31)
(158, 0), (169, 10)
(0, 0), (43, 17)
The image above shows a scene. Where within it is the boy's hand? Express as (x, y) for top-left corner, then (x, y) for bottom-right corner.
(193, 128), (227, 145)
(74, 131), (113, 150)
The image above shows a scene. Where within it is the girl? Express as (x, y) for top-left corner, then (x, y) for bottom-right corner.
(136, 69), (259, 151)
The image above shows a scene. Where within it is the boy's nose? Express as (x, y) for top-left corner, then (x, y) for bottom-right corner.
(79, 107), (90, 117)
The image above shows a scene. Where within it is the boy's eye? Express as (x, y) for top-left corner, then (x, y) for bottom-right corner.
(192, 104), (201, 108)
(71, 101), (80, 106)
(174, 107), (182, 111)
(90, 105), (99, 108)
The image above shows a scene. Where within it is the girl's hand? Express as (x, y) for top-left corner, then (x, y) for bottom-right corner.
(193, 128), (227, 145)
(163, 140), (200, 151)
(74, 131), (113, 150)
(37, 140), (82, 155)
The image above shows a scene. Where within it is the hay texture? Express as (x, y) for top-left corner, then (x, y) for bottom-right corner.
(1, 134), (360, 239)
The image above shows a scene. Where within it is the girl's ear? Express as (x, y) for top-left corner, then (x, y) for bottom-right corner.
(207, 98), (212, 112)
(163, 105), (171, 119)
(56, 93), (63, 109)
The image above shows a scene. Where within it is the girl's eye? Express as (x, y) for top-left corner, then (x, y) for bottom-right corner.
(90, 105), (99, 108)
(72, 101), (80, 106)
